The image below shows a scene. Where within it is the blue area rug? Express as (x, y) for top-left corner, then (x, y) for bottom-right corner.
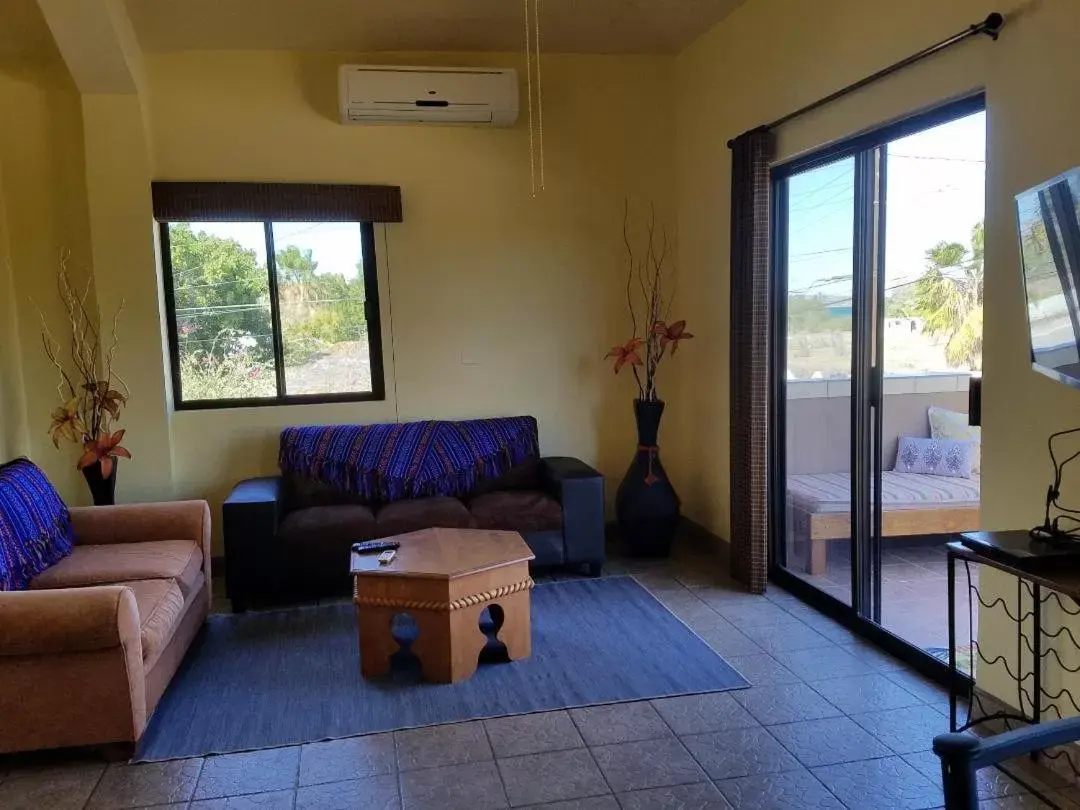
(136, 576), (749, 761)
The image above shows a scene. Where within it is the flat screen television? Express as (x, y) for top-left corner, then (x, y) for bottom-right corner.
(1017, 167), (1080, 388)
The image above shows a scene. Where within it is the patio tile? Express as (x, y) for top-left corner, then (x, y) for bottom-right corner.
(569, 702), (671, 746)
(811, 756), (942, 810)
(484, 711), (584, 758)
(837, 640), (909, 673)
(715, 767), (845, 810)
(726, 654), (803, 686)
(689, 622), (763, 658)
(681, 727), (801, 780)
(88, 759), (202, 809)
(0, 764), (104, 810)
(766, 716), (893, 767)
(193, 748), (300, 800)
(519, 798), (619, 810)
(299, 734), (396, 786)
(650, 692), (758, 736)
(395, 721), (492, 771)
(496, 749), (607, 807)
(616, 782), (731, 809)
(399, 761), (507, 810)
(710, 601), (805, 628)
(883, 669), (952, 708)
(191, 791), (297, 810)
(590, 738), (705, 792)
(770, 644), (875, 681)
(849, 705), (952, 754)
(903, 751), (1027, 800)
(731, 683), (844, 725)
(809, 673), (924, 714)
(742, 622), (834, 655)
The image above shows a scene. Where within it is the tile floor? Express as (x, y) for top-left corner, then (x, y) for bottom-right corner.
(0, 545), (1075, 810)
(792, 538), (979, 653)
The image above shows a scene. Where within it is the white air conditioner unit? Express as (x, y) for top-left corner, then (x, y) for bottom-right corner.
(338, 65), (519, 126)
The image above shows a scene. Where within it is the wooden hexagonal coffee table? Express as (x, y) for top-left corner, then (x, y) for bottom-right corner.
(350, 527), (535, 683)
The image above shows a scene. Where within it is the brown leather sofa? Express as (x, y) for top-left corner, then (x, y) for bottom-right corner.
(0, 501), (211, 754)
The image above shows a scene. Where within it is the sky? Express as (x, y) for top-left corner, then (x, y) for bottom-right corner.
(192, 221), (365, 279)
(787, 111), (986, 303)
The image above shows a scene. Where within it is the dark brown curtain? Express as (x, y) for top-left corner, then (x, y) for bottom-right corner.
(729, 127), (776, 593)
(151, 182), (402, 223)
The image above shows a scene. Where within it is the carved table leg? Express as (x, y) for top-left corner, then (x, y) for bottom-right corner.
(495, 591), (532, 661)
(356, 605), (397, 679)
(411, 606), (487, 683)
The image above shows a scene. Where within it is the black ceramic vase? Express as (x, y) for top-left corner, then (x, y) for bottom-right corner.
(82, 459), (118, 506)
(615, 399), (680, 557)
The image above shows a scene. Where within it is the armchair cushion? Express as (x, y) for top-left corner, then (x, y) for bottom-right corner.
(0, 458), (74, 591)
(28, 540), (202, 593)
(469, 491), (563, 533)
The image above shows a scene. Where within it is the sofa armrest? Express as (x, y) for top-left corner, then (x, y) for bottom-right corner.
(222, 477), (286, 609)
(0, 587), (148, 752)
(0, 586), (141, 658)
(541, 457), (606, 572)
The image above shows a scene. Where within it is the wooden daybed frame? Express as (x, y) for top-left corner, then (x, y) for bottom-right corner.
(792, 506), (980, 575)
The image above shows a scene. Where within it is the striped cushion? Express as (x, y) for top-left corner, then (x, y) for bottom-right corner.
(0, 459), (74, 591)
(787, 471), (980, 515)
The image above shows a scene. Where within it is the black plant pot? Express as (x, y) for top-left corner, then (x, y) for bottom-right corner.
(615, 399), (680, 557)
(82, 459), (118, 506)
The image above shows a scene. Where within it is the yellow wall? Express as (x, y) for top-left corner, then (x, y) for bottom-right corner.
(674, 0), (1080, 701)
(0, 54), (94, 499)
(130, 51), (672, 540)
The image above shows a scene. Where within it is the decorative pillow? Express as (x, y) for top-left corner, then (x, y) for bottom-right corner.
(893, 436), (975, 479)
(0, 459), (75, 591)
(928, 406), (981, 475)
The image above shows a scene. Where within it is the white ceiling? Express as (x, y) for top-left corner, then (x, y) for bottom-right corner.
(122, 0), (746, 55)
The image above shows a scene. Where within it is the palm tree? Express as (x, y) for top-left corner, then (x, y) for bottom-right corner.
(913, 221), (984, 370)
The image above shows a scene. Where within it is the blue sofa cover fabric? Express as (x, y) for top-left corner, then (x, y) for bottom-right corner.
(0, 458), (74, 591)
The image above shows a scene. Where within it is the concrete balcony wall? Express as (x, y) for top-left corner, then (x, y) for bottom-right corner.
(786, 373), (972, 475)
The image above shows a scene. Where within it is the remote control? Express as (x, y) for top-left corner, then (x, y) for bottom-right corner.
(378, 550), (396, 565)
(352, 540), (401, 554)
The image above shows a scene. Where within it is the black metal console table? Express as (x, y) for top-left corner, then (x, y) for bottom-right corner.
(946, 533), (1080, 780)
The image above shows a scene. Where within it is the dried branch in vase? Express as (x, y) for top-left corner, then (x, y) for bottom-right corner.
(604, 202), (693, 401)
(38, 252), (131, 477)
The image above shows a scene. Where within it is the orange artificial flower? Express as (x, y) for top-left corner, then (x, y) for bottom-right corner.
(77, 430), (132, 477)
(605, 338), (645, 373)
(652, 320), (694, 355)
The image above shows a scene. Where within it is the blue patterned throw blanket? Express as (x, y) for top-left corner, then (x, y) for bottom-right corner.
(279, 416), (539, 503)
(0, 458), (74, 591)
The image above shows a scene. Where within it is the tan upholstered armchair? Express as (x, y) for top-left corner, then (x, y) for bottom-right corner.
(0, 501), (211, 754)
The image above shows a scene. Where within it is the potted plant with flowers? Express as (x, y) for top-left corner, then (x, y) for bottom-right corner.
(39, 257), (131, 505)
(605, 205), (693, 556)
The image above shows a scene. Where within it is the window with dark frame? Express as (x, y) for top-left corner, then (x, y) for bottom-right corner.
(152, 182), (401, 410)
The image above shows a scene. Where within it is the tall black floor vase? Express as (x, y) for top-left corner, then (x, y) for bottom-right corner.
(616, 399), (680, 557)
(82, 460), (117, 506)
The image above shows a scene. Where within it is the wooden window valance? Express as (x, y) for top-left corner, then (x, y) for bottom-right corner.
(151, 182), (403, 223)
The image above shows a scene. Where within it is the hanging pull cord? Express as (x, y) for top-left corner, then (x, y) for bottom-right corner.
(524, 0), (536, 198)
(534, 0), (545, 191)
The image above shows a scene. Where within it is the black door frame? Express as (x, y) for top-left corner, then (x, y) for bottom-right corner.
(767, 92), (986, 684)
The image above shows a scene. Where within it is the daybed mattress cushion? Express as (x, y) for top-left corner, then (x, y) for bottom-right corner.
(787, 471), (980, 514)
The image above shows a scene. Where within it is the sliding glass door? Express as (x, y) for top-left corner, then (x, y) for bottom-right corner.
(777, 156), (857, 605)
(770, 96), (986, 670)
